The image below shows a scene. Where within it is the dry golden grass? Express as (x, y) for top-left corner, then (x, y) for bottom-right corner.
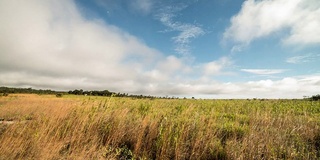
(0, 94), (319, 159)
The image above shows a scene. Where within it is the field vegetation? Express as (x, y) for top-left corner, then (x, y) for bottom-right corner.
(0, 94), (320, 159)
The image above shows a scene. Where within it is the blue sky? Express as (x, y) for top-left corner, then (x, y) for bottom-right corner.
(0, 0), (320, 98)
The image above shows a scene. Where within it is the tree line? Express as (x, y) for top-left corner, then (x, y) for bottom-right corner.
(0, 87), (59, 95)
(67, 89), (179, 99)
(0, 87), (178, 99)
(2, 86), (319, 100)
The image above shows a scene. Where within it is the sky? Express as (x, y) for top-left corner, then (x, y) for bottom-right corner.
(0, 0), (320, 98)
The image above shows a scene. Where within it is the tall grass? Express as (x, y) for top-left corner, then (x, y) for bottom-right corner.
(0, 94), (319, 159)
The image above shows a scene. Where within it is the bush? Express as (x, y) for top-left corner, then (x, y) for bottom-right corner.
(56, 93), (63, 97)
(0, 93), (8, 97)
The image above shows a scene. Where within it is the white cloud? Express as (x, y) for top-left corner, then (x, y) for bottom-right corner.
(156, 5), (205, 56)
(135, 75), (320, 99)
(224, 0), (320, 46)
(241, 69), (287, 75)
(240, 76), (320, 98)
(0, 0), (161, 92)
(286, 53), (320, 64)
(203, 57), (232, 76)
(156, 55), (192, 75)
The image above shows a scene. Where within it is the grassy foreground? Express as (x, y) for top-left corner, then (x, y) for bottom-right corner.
(0, 94), (320, 159)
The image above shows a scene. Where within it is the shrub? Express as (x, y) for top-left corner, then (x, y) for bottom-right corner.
(56, 93), (63, 97)
(0, 93), (8, 97)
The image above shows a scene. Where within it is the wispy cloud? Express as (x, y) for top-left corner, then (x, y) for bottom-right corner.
(241, 69), (287, 75)
(94, 0), (153, 15)
(131, 0), (153, 14)
(230, 44), (246, 53)
(156, 5), (205, 56)
(286, 53), (320, 64)
(224, 0), (320, 46)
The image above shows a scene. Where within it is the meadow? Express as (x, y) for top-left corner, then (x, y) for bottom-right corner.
(0, 94), (319, 159)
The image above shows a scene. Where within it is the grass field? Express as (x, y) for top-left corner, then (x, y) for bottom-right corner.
(0, 94), (319, 159)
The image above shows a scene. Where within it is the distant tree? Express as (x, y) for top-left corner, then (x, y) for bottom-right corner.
(71, 89), (82, 95)
(310, 94), (320, 101)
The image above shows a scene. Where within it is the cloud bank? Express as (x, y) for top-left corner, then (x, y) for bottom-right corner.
(0, 0), (159, 91)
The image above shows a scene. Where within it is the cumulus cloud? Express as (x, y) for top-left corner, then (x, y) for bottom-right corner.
(0, 0), (160, 92)
(203, 57), (232, 76)
(241, 69), (287, 75)
(156, 5), (205, 56)
(224, 0), (320, 46)
(156, 55), (192, 75)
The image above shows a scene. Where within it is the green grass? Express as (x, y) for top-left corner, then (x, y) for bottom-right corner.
(0, 94), (319, 159)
